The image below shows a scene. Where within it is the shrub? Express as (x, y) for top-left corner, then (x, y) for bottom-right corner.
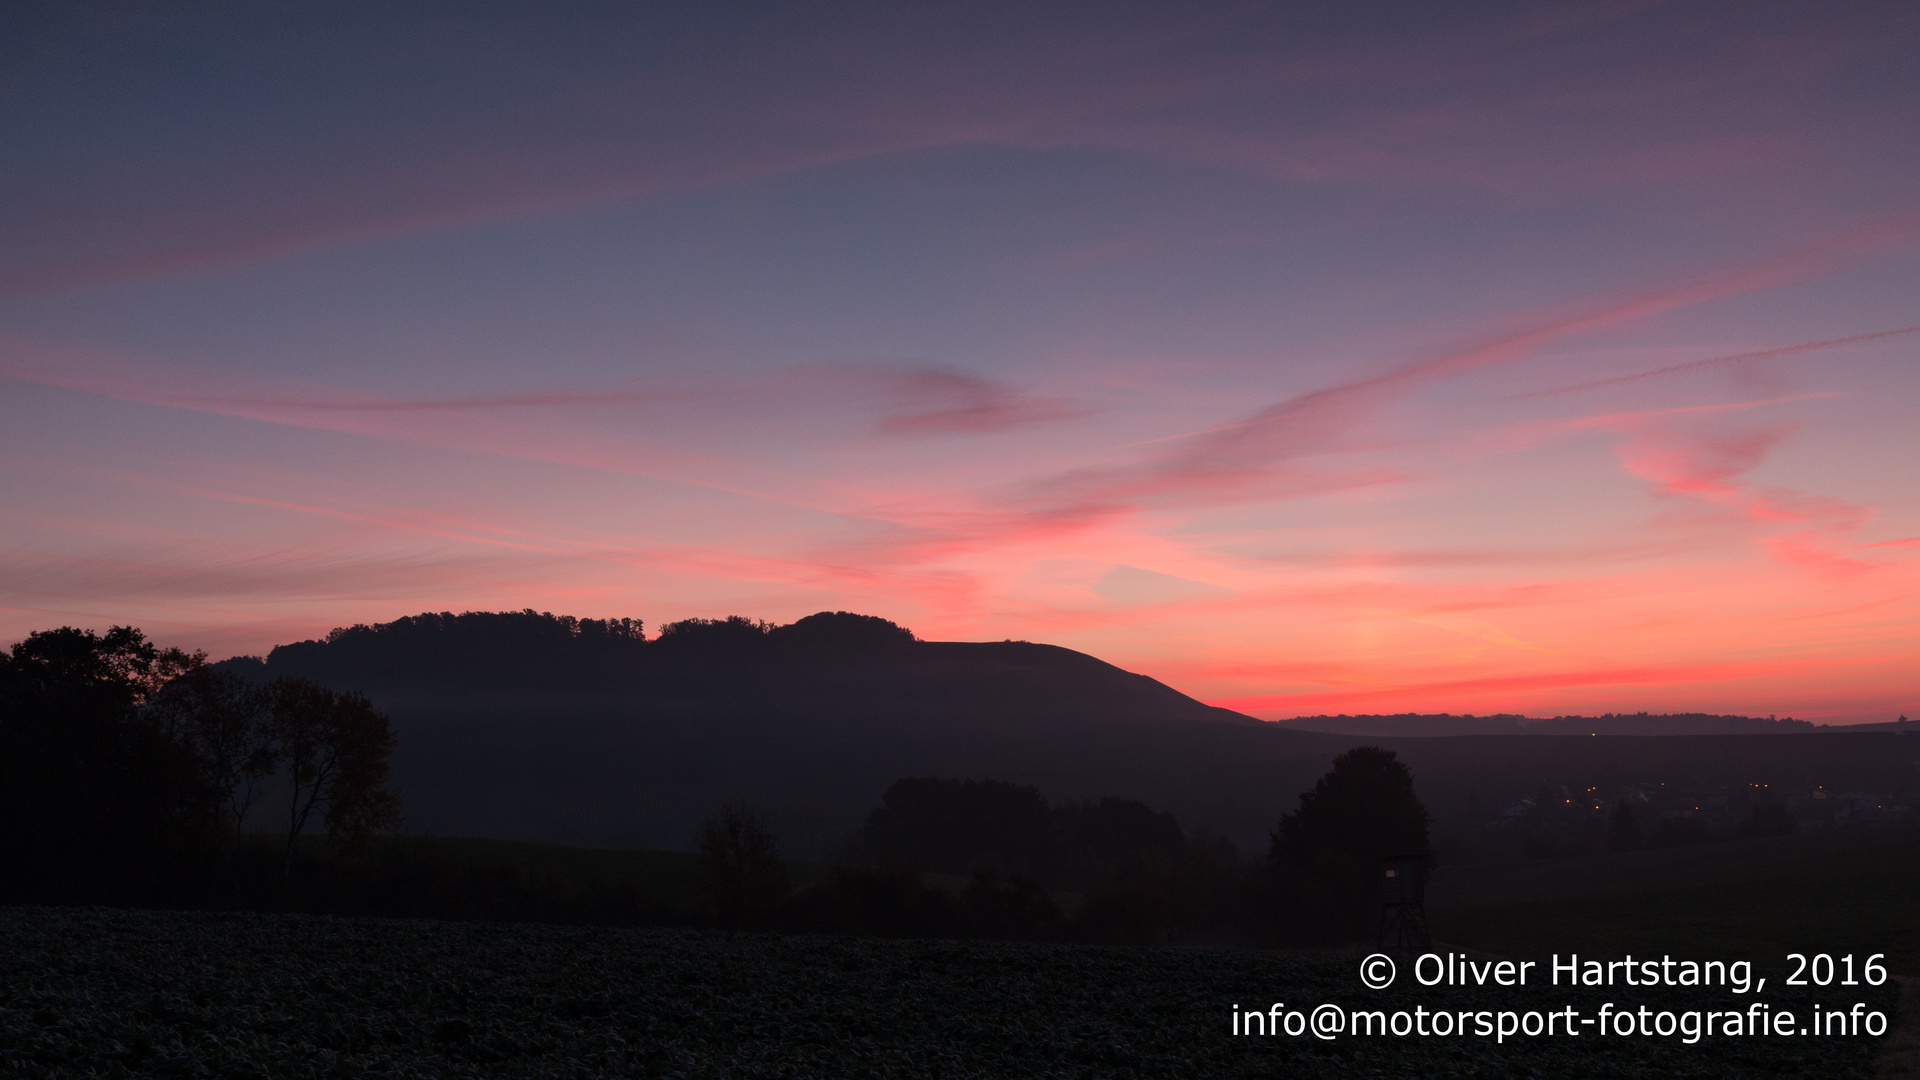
(696, 803), (790, 927)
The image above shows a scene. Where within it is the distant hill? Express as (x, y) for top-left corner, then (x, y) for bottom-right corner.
(217, 610), (1295, 856)
(1273, 714), (1530, 737)
(226, 609), (1258, 730)
(1826, 715), (1916, 733)
(215, 610), (1918, 860)
(1274, 712), (1823, 737)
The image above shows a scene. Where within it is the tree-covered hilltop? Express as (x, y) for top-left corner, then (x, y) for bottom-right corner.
(0, 626), (400, 908)
(186, 609), (1917, 862)
(250, 610), (920, 690)
(235, 610), (651, 691)
(234, 609), (1251, 728)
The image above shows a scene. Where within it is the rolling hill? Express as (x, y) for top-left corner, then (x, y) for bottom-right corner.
(218, 610), (1920, 859)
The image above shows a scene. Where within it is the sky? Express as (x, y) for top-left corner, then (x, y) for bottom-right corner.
(3, 0), (1917, 722)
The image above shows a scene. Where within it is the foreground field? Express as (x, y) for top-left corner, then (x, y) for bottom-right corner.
(0, 907), (1896, 1079)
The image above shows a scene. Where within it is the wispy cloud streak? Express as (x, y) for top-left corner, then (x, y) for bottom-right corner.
(1001, 226), (1899, 530)
(8, 3), (1914, 297)
(1513, 324), (1920, 399)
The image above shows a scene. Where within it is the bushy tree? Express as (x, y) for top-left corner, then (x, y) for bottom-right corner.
(790, 857), (952, 937)
(1606, 798), (1642, 852)
(768, 612), (916, 655)
(147, 670), (274, 833)
(1273, 746), (1430, 862)
(655, 616), (773, 658)
(145, 668), (276, 892)
(696, 802), (790, 927)
(1053, 796), (1190, 942)
(860, 777), (1057, 878)
(267, 677), (401, 878)
(1267, 746), (1429, 941)
(1056, 796), (1186, 879)
(268, 610), (647, 691)
(961, 871), (1062, 939)
(0, 627), (215, 903)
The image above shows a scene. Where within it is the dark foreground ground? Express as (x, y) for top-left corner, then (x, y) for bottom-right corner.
(0, 907), (1898, 1079)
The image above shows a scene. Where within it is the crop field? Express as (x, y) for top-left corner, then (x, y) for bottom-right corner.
(0, 907), (1898, 1079)
(397, 837), (981, 906)
(261, 835), (827, 910)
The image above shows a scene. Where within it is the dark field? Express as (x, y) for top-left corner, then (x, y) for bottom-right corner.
(0, 907), (1897, 1079)
(382, 838), (720, 902)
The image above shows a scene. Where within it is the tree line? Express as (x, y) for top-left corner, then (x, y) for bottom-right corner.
(4, 621), (1431, 946)
(0, 626), (399, 906)
(695, 747), (1431, 945)
(252, 609), (916, 690)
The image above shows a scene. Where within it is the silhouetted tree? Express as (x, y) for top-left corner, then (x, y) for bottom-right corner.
(1267, 746), (1429, 941)
(962, 871), (1062, 939)
(1274, 747), (1430, 863)
(268, 677), (401, 879)
(768, 612), (916, 656)
(1056, 796), (1185, 879)
(1170, 828), (1245, 936)
(0, 626), (215, 903)
(4, 625), (201, 703)
(146, 668), (275, 867)
(265, 610), (647, 691)
(655, 616), (774, 660)
(788, 857), (953, 936)
(1051, 796), (1189, 941)
(1532, 782), (1559, 819)
(696, 802), (789, 927)
(1606, 798), (1642, 852)
(861, 777), (1057, 878)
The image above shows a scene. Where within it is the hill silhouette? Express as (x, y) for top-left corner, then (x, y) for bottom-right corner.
(232, 609), (1256, 729)
(215, 610), (1916, 860)
(217, 610), (1287, 855)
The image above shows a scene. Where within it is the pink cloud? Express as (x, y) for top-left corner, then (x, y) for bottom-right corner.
(1243, 538), (1696, 571)
(0, 343), (1083, 442)
(0, 6), (1235, 298)
(1578, 405), (1878, 574)
(16, 219), (1888, 598)
(1513, 324), (1920, 399)
(159, 479), (993, 615)
(10, 3), (1912, 299)
(871, 369), (1087, 435)
(166, 366), (1086, 437)
(1613, 423), (1796, 502)
(181, 385), (692, 413)
(0, 343), (1098, 552)
(0, 546), (525, 606)
(986, 225), (1902, 533)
